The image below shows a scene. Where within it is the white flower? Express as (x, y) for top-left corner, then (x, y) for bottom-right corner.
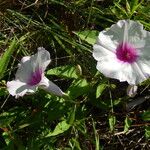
(126, 85), (138, 97)
(7, 47), (64, 98)
(93, 20), (150, 85)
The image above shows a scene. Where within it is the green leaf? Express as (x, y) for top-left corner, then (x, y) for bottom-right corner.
(2, 132), (11, 146)
(2, 132), (26, 149)
(47, 65), (78, 79)
(18, 123), (30, 130)
(142, 111), (150, 121)
(109, 115), (116, 132)
(74, 30), (99, 45)
(67, 79), (90, 99)
(46, 120), (71, 137)
(113, 98), (121, 106)
(0, 87), (8, 96)
(0, 112), (16, 127)
(0, 38), (17, 79)
(126, 0), (131, 13)
(96, 83), (107, 98)
(130, 0), (141, 14)
(124, 116), (132, 132)
(46, 99), (71, 121)
(67, 105), (76, 125)
(71, 138), (82, 150)
(114, 2), (128, 17)
(145, 126), (150, 139)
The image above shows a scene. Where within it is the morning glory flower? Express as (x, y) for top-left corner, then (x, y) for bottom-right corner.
(93, 20), (150, 85)
(7, 47), (64, 98)
(126, 85), (138, 97)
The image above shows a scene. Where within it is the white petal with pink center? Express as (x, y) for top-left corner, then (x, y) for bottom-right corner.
(7, 47), (64, 98)
(93, 20), (150, 85)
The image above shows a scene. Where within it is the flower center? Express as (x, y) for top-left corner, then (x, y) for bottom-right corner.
(27, 68), (42, 86)
(116, 42), (138, 63)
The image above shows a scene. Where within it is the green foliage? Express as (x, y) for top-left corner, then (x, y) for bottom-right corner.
(108, 115), (116, 132)
(145, 126), (150, 139)
(74, 30), (99, 45)
(46, 120), (71, 137)
(96, 83), (107, 98)
(0, 0), (150, 149)
(93, 120), (101, 150)
(67, 79), (90, 99)
(141, 110), (150, 121)
(0, 38), (17, 79)
(67, 105), (76, 125)
(47, 65), (79, 79)
(0, 112), (15, 127)
(124, 116), (132, 132)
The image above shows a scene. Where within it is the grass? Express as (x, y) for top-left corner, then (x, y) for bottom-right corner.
(0, 0), (150, 149)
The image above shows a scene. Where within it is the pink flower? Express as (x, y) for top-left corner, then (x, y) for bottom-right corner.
(7, 47), (64, 98)
(93, 20), (150, 85)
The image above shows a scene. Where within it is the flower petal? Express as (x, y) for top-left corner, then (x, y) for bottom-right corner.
(16, 56), (33, 82)
(127, 85), (138, 97)
(136, 59), (150, 77)
(39, 76), (64, 96)
(99, 20), (127, 46)
(16, 47), (51, 83)
(130, 60), (150, 85)
(112, 60), (150, 85)
(96, 56), (122, 76)
(7, 80), (36, 98)
(135, 32), (150, 60)
(96, 57), (140, 84)
(127, 21), (150, 58)
(96, 30), (118, 52)
(127, 20), (145, 43)
(36, 47), (51, 71)
(21, 56), (31, 63)
(93, 44), (115, 61)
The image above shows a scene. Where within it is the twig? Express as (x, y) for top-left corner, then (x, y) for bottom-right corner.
(0, 94), (10, 109)
(114, 129), (134, 136)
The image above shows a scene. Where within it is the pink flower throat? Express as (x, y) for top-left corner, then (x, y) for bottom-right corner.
(116, 42), (138, 63)
(27, 68), (42, 86)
